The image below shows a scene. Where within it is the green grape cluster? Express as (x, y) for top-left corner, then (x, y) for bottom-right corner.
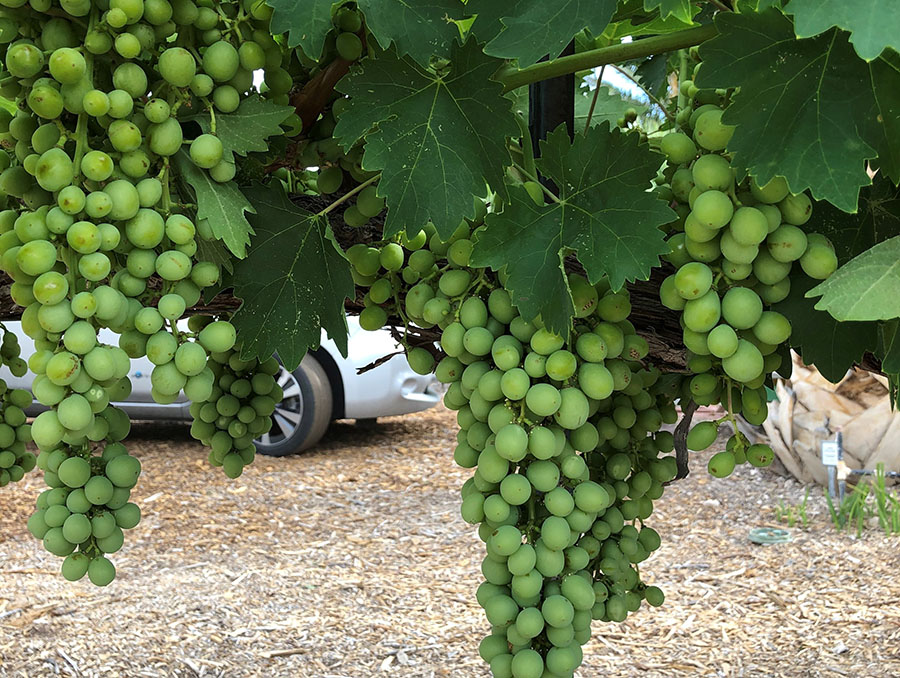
(187, 320), (283, 478)
(286, 108), (364, 199)
(308, 130), (380, 229)
(0, 328), (37, 488)
(0, 0), (291, 584)
(656, 75), (839, 477)
(440, 284), (680, 678)
(267, 6), (372, 199)
(28, 434), (140, 586)
(345, 205), (488, 344)
(332, 5), (364, 61)
(349, 223), (682, 677)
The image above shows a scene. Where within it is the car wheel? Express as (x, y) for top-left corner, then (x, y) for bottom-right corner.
(254, 354), (333, 456)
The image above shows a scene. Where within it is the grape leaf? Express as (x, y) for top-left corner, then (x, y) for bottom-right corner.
(360, 0), (468, 66)
(635, 53), (669, 99)
(807, 235), (900, 321)
(733, 0), (781, 10)
(863, 50), (900, 184)
(268, 0), (335, 59)
(174, 150), (254, 258)
(232, 184), (353, 370)
(480, 0), (619, 67)
(644, 0), (693, 23)
(334, 40), (517, 240)
(697, 11), (879, 213)
(475, 188), (575, 331)
(807, 175), (900, 262)
(196, 234), (233, 275)
(606, 12), (696, 40)
(574, 85), (647, 129)
(268, 0), (466, 65)
(466, 1), (507, 43)
(776, 277), (879, 382)
(471, 123), (674, 334)
(188, 95), (294, 164)
(785, 0), (900, 61)
(605, 0), (698, 38)
(882, 319), (900, 373)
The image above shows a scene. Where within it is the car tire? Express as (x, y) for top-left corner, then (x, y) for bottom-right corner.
(254, 354), (333, 456)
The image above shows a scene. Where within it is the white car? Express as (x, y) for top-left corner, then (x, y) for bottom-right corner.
(0, 317), (441, 456)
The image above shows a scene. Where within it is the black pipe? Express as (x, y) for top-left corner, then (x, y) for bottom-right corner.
(528, 42), (575, 166)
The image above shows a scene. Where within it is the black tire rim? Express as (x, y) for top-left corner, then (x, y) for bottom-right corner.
(255, 367), (303, 448)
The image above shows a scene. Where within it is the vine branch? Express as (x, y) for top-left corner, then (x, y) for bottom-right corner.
(318, 174), (380, 216)
(291, 57), (353, 132)
(510, 161), (561, 204)
(515, 113), (537, 179)
(673, 399), (699, 481)
(609, 64), (675, 122)
(677, 49), (689, 114)
(707, 0), (732, 13)
(499, 24), (718, 93)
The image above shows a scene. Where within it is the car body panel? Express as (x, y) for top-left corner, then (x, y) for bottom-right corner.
(0, 317), (441, 421)
(333, 318), (441, 419)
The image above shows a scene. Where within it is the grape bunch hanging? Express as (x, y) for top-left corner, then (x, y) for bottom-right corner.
(339, 69), (839, 678)
(0, 327), (36, 488)
(656, 67), (837, 476)
(346, 212), (698, 677)
(0, 0), (292, 585)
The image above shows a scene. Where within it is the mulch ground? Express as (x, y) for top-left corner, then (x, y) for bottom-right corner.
(1, 406), (900, 678)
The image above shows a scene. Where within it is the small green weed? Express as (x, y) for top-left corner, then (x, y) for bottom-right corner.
(825, 464), (900, 537)
(774, 487), (810, 529)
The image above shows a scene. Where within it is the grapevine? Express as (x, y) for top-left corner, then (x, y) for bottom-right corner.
(340, 126), (841, 670)
(0, 1), (898, 676)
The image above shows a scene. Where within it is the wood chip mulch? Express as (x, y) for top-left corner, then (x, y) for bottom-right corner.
(1, 407), (900, 678)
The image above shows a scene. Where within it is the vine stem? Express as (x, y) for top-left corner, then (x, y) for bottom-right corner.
(725, 376), (739, 436)
(318, 174), (380, 216)
(515, 113), (537, 179)
(160, 160), (172, 215)
(61, 248), (78, 298)
(676, 49), (688, 117)
(527, 494), (536, 539)
(72, 9), (98, 181)
(201, 98), (217, 134)
(584, 65), (606, 134)
(510, 161), (561, 204)
(707, 0), (732, 12)
(609, 64), (675, 122)
(499, 24), (718, 93)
